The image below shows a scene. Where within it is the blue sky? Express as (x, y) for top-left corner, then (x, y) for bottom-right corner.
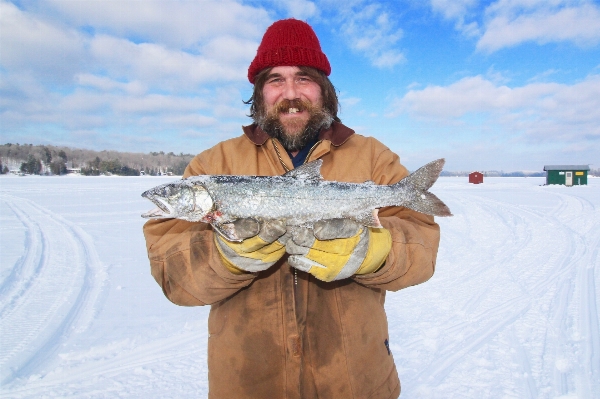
(1, 0), (599, 171)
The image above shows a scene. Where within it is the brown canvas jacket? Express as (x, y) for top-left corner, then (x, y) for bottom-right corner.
(143, 122), (440, 399)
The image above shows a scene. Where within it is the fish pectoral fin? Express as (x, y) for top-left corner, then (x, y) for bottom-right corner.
(213, 223), (242, 242)
(282, 159), (323, 182)
(355, 209), (382, 228)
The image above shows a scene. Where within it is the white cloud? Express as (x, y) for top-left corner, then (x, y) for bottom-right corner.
(89, 35), (246, 88)
(0, 1), (262, 88)
(0, 1), (87, 81)
(0, 0), (270, 153)
(58, 90), (116, 114)
(484, 66), (512, 85)
(430, 0), (480, 36)
(156, 114), (217, 128)
(336, 3), (405, 67)
(212, 87), (250, 119)
(527, 69), (560, 83)
(428, 0), (600, 51)
(1, 73), (243, 141)
(431, 0), (477, 19)
(113, 94), (209, 115)
(43, 0), (270, 49)
(201, 36), (260, 65)
(39, 89), (218, 132)
(75, 74), (147, 95)
(477, 1), (600, 52)
(391, 76), (530, 118)
(339, 95), (361, 107)
(389, 74), (600, 143)
(276, 0), (319, 20)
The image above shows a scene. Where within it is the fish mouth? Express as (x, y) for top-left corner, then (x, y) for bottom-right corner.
(141, 191), (174, 218)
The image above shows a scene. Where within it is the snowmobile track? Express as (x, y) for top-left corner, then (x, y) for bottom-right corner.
(0, 194), (106, 385)
(400, 186), (599, 397)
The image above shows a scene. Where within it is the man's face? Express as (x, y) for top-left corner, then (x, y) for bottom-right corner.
(261, 66), (323, 139)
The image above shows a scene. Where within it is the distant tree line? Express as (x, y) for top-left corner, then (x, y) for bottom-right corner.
(440, 169), (600, 177)
(439, 170), (546, 177)
(0, 143), (195, 176)
(1, 143), (598, 178)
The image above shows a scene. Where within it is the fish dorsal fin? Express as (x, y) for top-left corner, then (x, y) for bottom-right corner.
(283, 159), (323, 182)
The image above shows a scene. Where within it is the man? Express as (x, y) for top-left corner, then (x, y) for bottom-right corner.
(143, 18), (440, 399)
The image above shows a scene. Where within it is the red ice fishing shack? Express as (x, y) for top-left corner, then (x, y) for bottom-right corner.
(469, 171), (484, 184)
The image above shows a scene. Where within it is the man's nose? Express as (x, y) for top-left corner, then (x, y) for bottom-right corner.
(282, 80), (299, 100)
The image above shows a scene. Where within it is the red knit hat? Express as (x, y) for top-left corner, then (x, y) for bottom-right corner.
(248, 19), (331, 84)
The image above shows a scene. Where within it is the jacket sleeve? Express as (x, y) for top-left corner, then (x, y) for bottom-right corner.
(352, 148), (441, 291)
(142, 156), (255, 306)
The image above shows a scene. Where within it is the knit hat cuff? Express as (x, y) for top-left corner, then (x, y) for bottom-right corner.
(248, 45), (331, 83)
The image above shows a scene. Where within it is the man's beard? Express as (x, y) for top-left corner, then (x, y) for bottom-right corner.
(256, 99), (333, 152)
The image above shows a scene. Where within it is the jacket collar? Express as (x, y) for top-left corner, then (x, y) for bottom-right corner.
(242, 121), (355, 147)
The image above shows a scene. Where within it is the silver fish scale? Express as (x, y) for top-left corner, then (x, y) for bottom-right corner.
(194, 175), (406, 226)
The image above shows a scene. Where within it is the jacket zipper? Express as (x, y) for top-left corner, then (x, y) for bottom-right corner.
(271, 138), (290, 172)
(304, 140), (322, 164)
(271, 138), (322, 287)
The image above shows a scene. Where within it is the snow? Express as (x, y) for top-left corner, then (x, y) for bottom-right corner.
(1, 175), (598, 398)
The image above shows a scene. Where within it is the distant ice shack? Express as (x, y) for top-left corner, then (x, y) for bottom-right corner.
(543, 165), (589, 186)
(469, 172), (484, 184)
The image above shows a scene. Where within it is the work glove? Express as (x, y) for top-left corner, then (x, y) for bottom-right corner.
(214, 218), (288, 274)
(286, 219), (392, 282)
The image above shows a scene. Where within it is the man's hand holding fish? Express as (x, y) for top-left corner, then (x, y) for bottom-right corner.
(213, 218), (288, 274)
(286, 219), (392, 282)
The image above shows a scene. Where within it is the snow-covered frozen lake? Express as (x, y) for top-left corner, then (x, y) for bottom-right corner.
(1, 175), (598, 398)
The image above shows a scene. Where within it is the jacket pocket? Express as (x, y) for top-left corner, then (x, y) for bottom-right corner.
(338, 284), (398, 398)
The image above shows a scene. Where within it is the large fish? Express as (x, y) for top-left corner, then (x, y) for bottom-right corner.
(141, 158), (452, 241)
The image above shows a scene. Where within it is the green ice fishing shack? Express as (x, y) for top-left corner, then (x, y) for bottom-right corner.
(543, 165), (589, 186)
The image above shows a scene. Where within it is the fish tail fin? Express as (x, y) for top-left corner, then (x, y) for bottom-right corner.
(413, 191), (453, 217)
(394, 158), (453, 217)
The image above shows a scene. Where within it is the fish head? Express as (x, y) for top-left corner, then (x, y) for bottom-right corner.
(141, 181), (214, 222)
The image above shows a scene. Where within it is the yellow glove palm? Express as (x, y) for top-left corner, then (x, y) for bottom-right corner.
(286, 219), (392, 282)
